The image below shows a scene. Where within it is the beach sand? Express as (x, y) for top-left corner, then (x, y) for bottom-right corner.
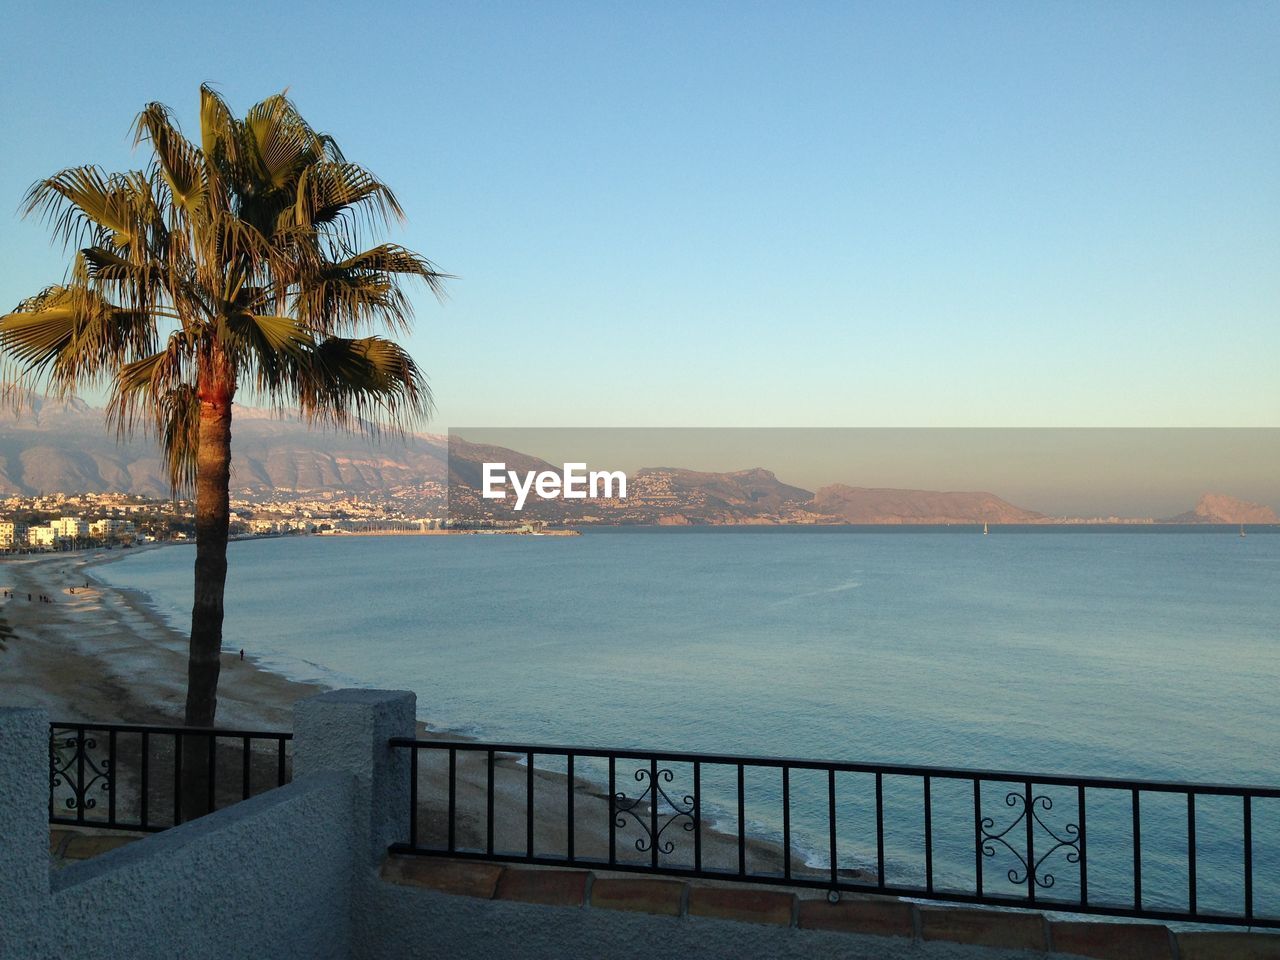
(0, 546), (317, 728)
(3, 546), (840, 884)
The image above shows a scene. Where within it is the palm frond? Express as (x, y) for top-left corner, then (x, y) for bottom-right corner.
(107, 333), (199, 494)
(291, 245), (448, 336)
(241, 91), (322, 192)
(293, 162), (404, 231)
(292, 268), (399, 336)
(199, 84), (240, 168)
(78, 246), (169, 316)
(216, 311), (309, 385)
(157, 384), (200, 492)
(291, 335), (431, 435)
(134, 103), (209, 216)
(24, 167), (156, 251)
(111, 321), (191, 394)
(0, 286), (157, 392)
(338, 243), (449, 299)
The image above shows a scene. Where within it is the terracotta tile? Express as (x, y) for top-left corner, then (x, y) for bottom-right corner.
(495, 868), (591, 907)
(380, 856), (503, 899)
(798, 898), (914, 938)
(49, 829), (73, 857)
(590, 878), (686, 916)
(919, 906), (1046, 950)
(60, 833), (139, 860)
(1050, 921), (1173, 959)
(1177, 932), (1280, 960)
(688, 887), (794, 926)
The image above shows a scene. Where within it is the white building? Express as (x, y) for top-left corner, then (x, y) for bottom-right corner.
(51, 516), (89, 539)
(89, 518), (135, 539)
(0, 521), (28, 547)
(27, 525), (58, 547)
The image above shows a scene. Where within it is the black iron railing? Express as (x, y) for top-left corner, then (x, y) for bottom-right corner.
(389, 738), (1280, 929)
(49, 722), (292, 832)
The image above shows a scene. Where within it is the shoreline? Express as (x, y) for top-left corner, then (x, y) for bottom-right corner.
(0, 543), (324, 728)
(0, 541), (486, 736)
(0, 543), (817, 880)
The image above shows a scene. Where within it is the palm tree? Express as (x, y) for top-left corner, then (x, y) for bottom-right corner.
(1, 87), (445, 739)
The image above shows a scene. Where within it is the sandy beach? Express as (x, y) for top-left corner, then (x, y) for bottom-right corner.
(2, 545), (829, 881)
(0, 545), (319, 728)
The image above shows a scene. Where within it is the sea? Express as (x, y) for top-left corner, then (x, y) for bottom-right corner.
(96, 526), (1279, 916)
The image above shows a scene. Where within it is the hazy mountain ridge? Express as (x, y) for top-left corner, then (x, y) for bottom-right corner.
(446, 437), (557, 491)
(2, 395), (1276, 523)
(0, 393), (449, 496)
(809, 484), (1047, 524)
(1163, 492), (1279, 525)
(637, 467), (813, 511)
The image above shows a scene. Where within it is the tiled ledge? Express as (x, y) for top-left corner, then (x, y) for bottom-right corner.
(381, 855), (1280, 960)
(50, 827), (142, 864)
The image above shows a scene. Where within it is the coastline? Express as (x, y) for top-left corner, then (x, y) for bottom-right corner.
(0, 544), (324, 728)
(0, 543), (809, 878)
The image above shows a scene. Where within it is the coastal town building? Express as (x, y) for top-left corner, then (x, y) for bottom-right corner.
(0, 488), (457, 540)
(0, 513), (139, 548)
(88, 518), (136, 539)
(0, 521), (28, 547)
(27, 525), (58, 547)
(51, 516), (89, 539)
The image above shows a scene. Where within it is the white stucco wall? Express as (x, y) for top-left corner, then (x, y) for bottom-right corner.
(46, 774), (354, 959)
(359, 881), (1085, 960)
(0, 692), (1178, 960)
(1, 703), (362, 960)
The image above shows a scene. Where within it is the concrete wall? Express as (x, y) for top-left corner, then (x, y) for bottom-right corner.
(40, 775), (354, 960)
(362, 879), (1073, 960)
(0, 690), (402, 960)
(5, 691), (1267, 960)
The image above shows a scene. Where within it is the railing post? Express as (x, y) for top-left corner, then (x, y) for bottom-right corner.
(0, 707), (52, 914)
(293, 689), (416, 869)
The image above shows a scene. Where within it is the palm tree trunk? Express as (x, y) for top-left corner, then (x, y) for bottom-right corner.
(181, 379), (233, 820)
(186, 393), (232, 726)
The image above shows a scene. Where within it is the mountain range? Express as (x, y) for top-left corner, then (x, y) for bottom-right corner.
(0, 393), (449, 497)
(1, 393), (1276, 524)
(1164, 492), (1279, 525)
(810, 485), (1046, 524)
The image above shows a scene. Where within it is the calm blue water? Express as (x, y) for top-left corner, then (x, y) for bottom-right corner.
(98, 529), (1279, 914)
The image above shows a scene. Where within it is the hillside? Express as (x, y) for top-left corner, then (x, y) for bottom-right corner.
(5, 395), (1275, 525)
(639, 466), (813, 514)
(809, 484), (1046, 524)
(1164, 492), (1279, 525)
(0, 394), (448, 496)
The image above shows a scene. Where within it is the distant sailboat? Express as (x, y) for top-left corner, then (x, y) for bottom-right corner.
(983, 521), (989, 536)
(1241, 524), (1247, 538)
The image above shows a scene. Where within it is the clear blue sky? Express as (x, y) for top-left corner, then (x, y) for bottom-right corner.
(2, 1), (1276, 428)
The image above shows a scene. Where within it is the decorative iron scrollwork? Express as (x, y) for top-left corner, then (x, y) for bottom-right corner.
(980, 792), (1080, 890)
(613, 767), (697, 855)
(49, 731), (111, 814)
